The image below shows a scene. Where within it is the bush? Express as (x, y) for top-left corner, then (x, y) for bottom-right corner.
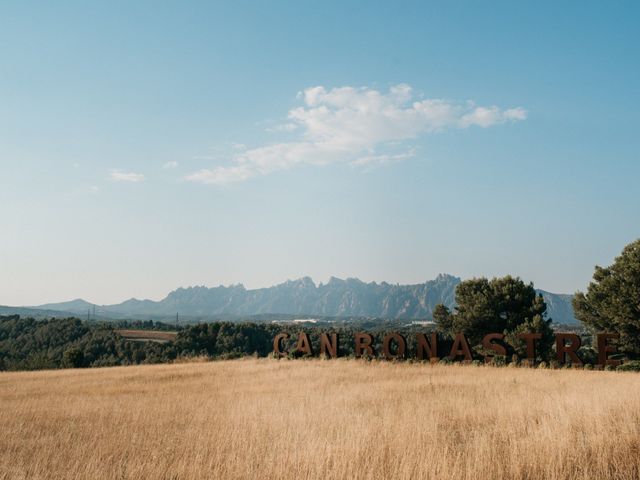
(616, 360), (640, 372)
(579, 347), (598, 365)
(62, 348), (84, 368)
(492, 355), (507, 367)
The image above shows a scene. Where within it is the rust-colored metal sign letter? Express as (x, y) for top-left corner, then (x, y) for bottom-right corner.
(597, 333), (621, 367)
(383, 333), (406, 360)
(416, 333), (438, 361)
(482, 333), (506, 362)
(320, 333), (339, 358)
(449, 333), (472, 361)
(273, 333), (289, 356)
(295, 332), (313, 356)
(555, 333), (583, 366)
(354, 332), (374, 357)
(517, 333), (542, 361)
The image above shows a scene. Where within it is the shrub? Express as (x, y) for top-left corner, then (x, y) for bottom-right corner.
(617, 360), (640, 372)
(62, 348), (84, 369)
(492, 355), (507, 367)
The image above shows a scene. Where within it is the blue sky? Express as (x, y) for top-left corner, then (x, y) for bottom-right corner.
(1, 1), (638, 305)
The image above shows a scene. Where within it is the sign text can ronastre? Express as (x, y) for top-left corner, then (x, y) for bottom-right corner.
(273, 331), (622, 367)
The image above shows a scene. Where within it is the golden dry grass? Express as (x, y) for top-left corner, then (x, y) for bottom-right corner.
(1, 359), (639, 480)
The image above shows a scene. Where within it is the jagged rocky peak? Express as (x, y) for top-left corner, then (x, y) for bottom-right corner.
(31, 274), (579, 323)
(433, 273), (461, 283)
(285, 277), (316, 288)
(326, 276), (365, 286)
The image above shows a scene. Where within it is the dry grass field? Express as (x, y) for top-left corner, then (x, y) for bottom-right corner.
(115, 329), (178, 343)
(1, 359), (639, 480)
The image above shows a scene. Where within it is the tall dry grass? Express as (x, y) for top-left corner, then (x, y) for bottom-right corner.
(1, 359), (639, 479)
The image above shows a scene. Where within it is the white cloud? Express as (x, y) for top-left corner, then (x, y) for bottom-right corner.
(109, 170), (145, 183)
(504, 107), (528, 121)
(266, 123), (298, 133)
(163, 161), (179, 169)
(186, 165), (254, 184)
(459, 105), (528, 128)
(186, 84), (527, 185)
(351, 149), (417, 168)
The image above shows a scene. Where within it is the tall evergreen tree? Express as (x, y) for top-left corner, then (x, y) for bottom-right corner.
(435, 275), (553, 359)
(573, 239), (640, 357)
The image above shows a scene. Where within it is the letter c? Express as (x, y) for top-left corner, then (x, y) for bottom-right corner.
(273, 333), (290, 356)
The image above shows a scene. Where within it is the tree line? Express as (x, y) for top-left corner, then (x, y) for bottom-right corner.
(1, 238), (639, 371)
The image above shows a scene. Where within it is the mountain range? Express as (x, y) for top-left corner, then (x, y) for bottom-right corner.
(8, 274), (579, 324)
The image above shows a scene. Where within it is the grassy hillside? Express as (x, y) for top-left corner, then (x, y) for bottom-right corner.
(1, 359), (639, 479)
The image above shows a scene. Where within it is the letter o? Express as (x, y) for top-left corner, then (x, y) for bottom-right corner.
(383, 333), (406, 360)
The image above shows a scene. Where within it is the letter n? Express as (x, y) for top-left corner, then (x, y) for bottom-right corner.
(416, 333), (438, 361)
(320, 333), (339, 358)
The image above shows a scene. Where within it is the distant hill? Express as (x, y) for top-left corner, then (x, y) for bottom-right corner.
(0, 305), (78, 319)
(28, 274), (579, 324)
(35, 299), (95, 313)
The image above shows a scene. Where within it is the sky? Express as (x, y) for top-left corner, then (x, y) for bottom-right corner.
(1, 1), (639, 305)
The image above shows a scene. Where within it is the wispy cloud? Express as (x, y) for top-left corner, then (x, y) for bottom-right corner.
(351, 149), (417, 168)
(163, 161), (179, 169)
(186, 84), (527, 185)
(109, 170), (145, 183)
(265, 122), (298, 133)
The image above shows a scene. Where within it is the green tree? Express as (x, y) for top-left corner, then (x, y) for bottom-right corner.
(434, 275), (553, 359)
(62, 347), (84, 368)
(433, 304), (453, 334)
(504, 314), (554, 361)
(573, 239), (640, 357)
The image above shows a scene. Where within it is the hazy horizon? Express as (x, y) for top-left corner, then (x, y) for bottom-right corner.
(12, 272), (586, 308)
(2, 2), (638, 305)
